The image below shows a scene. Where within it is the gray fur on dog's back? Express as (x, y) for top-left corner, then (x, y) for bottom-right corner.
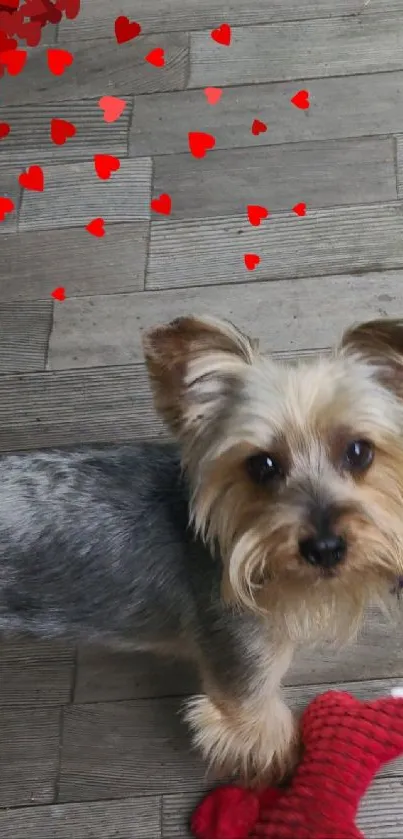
(0, 443), (218, 646)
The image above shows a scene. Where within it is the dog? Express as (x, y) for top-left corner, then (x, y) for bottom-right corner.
(1, 315), (403, 785)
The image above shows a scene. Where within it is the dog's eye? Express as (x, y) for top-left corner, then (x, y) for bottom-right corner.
(246, 452), (283, 485)
(343, 439), (374, 473)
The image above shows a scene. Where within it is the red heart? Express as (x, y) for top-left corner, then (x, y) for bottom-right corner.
(50, 118), (76, 144)
(60, 0), (81, 20)
(292, 202), (306, 217)
(19, 165), (44, 191)
(24, 0), (50, 15)
(47, 48), (73, 75)
(0, 195), (14, 220)
(151, 193), (172, 215)
(86, 217), (105, 237)
(20, 20), (43, 47)
(114, 15), (141, 44)
(211, 23), (231, 46)
(204, 87), (222, 105)
(247, 205), (269, 226)
(251, 118), (267, 136)
(98, 96), (126, 123)
(291, 89), (310, 110)
(0, 48), (27, 74)
(145, 47), (165, 67)
(51, 286), (66, 301)
(94, 154), (121, 180)
(0, 122), (10, 139)
(0, 32), (17, 52)
(244, 253), (260, 271)
(188, 131), (216, 159)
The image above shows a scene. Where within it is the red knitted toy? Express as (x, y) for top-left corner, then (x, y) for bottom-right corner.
(191, 690), (403, 839)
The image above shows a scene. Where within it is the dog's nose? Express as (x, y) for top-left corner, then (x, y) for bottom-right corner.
(298, 534), (347, 568)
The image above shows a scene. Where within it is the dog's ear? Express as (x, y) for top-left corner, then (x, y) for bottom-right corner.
(340, 319), (403, 397)
(143, 315), (258, 436)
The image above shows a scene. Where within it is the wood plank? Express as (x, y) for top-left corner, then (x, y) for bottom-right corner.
(58, 697), (207, 801)
(153, 137), (396, 219)
(19, 159), (152, 232)
(47, 270), (403, 371)
(59, 0), (372, 40)
(0, 366), (164, 453)
(147, 202), (403, 290)
(0, 707), (61, 806)
(288, 609), (403, 687)
(0, 796), (161, 839)
(0, 301), (52, 373)
(0, 169), (20, 235)
(59, 680), (403, 805)
(162, 791), (204, 839)
(6, 268), (403, 451)
(357, 777), (403, 839)
(162, 778), (403, 839)
(2, 223), (148, 301)
(397, 135), (403, 198)
(0, 35), (189, 107)
(74, 610), (403, 701)
(131, 71), (403, 157)
(189, 15), (403, 88)
(75, 648), (198, 703)
(0, 99), (132, 165)
(0, 640), (75, 707)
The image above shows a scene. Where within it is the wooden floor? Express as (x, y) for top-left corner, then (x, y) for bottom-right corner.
(2, 0), (403, 836)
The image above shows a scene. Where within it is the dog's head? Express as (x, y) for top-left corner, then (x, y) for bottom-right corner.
(144, 316), (403, 640)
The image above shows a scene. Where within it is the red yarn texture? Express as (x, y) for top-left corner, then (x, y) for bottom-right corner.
(191, 690), (403, 839)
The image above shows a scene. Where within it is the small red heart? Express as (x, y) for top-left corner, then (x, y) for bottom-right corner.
(51, 287), (66, 301)
(94, 154), (121, 180)
(47, 48), (74, 76)
(0, 196), (14, 221)
(50, 118), (76, 145)
(247, 205), (269, 226)
(21, 20), (43, 48)
(86, 217), (105, 237)
(0, 32), (17, 53)
(98, 96), (126, 123)
(188, 131), (216, 159)
(25, 0), (52, 15)
(114, 16), (141, 44)
(244, 253), (260, 271)
(0, 122), (10, 139)
(211, 23), (231, 46)
(291, 90), (310, 110)
(292, 202), (307, 217)
(251, 119), (267, 136)
(63, 0), (81, 20)
(151, 193), (172, 215)
(0, 49), (27, 75)
(19, 165), (44, 191)
(204, 87), (223, 105)
(145, 47), (165, 67)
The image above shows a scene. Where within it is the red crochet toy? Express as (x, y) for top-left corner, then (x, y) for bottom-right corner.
(191, 690), (403, 839)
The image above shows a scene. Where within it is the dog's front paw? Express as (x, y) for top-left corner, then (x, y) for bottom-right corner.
(184, 693), (299, 787)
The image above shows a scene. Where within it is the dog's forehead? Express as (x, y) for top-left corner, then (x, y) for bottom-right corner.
(241, 355), (400, 442)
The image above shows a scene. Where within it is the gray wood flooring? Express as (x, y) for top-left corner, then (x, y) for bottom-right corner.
(2, 1), (403, 836)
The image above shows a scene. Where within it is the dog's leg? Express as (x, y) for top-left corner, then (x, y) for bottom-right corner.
(184, 635), (298, 785)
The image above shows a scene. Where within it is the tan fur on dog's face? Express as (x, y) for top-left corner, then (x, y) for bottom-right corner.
(144, 316), (403, 643)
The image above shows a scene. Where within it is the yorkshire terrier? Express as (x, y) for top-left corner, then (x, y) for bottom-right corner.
(1, 316), (403, 785)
